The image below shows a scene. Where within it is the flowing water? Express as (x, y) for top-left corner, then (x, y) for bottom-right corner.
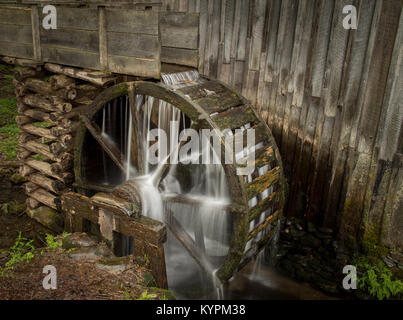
(90, 71), (329, 300)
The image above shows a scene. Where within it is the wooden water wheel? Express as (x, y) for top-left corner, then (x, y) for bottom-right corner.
(72, 77), (286, 282)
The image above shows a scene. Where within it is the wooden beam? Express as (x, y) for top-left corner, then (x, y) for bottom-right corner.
(81, 115), (126, 173)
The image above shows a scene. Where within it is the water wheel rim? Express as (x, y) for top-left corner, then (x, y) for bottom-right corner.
(74, 79), (286, 282)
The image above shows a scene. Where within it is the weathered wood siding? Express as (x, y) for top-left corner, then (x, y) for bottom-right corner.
(0, 3), (200, 77)
(161, 0), (402, 249)
(0, 7), (34, 59)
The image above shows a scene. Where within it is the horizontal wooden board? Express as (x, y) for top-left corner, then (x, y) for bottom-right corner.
(0, 41), (33, 59)
(42, 46), (101, 70)
(0, 24), (32, 43)
(107, 32), (159, 59)
(105, 9), (159, 35)
(0, 7), (31, 25)
(107, 55), (160, 78)
(161, 47), (198, 67)
(40, 28), (99, 52)
(54, 7), (98, 30)
(160, 12), (199, 49)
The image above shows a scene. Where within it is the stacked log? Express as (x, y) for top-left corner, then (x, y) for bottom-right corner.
(12, 64), (103, 213)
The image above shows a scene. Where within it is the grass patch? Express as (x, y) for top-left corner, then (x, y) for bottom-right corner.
(0, 123), (20, 160)
(0, 97), (17, 127)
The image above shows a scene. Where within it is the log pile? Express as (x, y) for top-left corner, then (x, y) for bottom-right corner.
(12, 62), (104, 213)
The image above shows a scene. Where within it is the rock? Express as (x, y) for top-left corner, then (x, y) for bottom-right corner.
(389, 251), (403, 265)
(96, 257), (130, 274)
(295, 268), (311, 282)
(382, 256), (396, 268)
(314, 231), (333, 240)
(62, 232), (98, 249)
(94, 243), (114, 258)
(332, 240), (339, 250)
(318, 227), (334, 235)
(289, 226), (305, 239)
(307, 222), (316, 233)
(336, 253), (349, 266)
(300, 234), (322, 248)
(315, 281), (340, 296)
(68, 243), (113, 261)
(26, 206), (63, 233)
(68, 247), (100, 260)
(278, 259), (296, 278)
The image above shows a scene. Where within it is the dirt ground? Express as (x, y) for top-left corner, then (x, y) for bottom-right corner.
(0, 247), (170, 300)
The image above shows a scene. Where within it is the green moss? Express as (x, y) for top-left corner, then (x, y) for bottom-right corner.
(33, 121), (53, 128)
(361, 223), (389, 258)
(32, 154), (45, 161)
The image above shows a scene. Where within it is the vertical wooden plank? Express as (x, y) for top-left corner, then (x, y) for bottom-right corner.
(310, 0), (334, 98)
(248, 0), (267, 71)
(325, 0), (377, 227)
(31, 5), (41, 61)
(378, 9), (403, 162)
(340, 0), (401, 238)
(223, 0), (235, 64)
(273, 0), (298, 148)
(208, 0), (221, 78)
(198, 0), (208, 74)
(203, 0), (213, 75)
(236, 0), (249, 61)
(264, 0), (281, 83)
(98, 6), (108, 70)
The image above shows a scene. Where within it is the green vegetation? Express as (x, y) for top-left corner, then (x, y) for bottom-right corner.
(33, 121), (53, 128)
(32, 154), (45, 161)
(356, 256), (403, 300)
(1, 232), (35, 276)
(45, 232), (72, 251)
(0, 97), (17, 126)
(45, 234), (63, 250)
(136, 290), (158, 300)
(351, 224), (403, 300)
(0, 65), (19, 161)
(0, 123), (20, 160)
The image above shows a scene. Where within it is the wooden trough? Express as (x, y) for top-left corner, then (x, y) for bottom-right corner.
(1, 1), (286, 284)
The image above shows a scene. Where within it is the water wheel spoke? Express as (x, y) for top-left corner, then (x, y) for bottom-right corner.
(162, 193), (232, 211)
(81, 115), (126, 174)
(164, 209), (213, 275)
(128, 85), (144, 174)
